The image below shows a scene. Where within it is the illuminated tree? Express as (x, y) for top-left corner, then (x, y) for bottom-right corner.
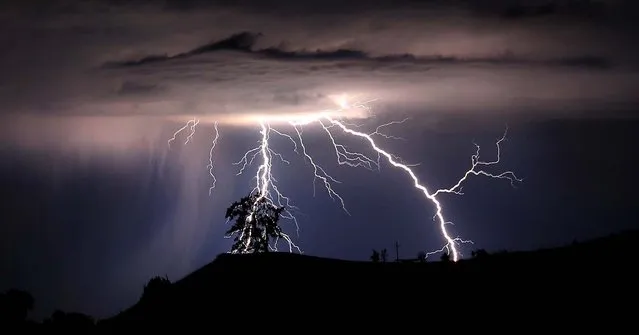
(225, 192), (285, 254)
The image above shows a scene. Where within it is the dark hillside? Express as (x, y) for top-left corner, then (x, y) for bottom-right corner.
(101, 230), (639, 327)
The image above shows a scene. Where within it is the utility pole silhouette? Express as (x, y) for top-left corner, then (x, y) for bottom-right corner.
(395, 241), (400, 262)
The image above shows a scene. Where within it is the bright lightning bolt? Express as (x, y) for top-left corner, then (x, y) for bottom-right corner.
(168, 118), (199, 148)
(231, 121), (302, 254)
(206, 121), (220, 196)
(167, 95), (521, 262)
(432, 129), (522, 197)
(321, 118), (521, 262)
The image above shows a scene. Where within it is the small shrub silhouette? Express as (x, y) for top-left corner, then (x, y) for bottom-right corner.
(471, 249), (490, 259)
(370, 250), (380, 262)
(141, 276), (172, 304)
(0, 289), (34, 323)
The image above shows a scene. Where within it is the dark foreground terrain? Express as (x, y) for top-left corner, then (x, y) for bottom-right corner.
(101, 231), (638, 328)
(4, 231), (639, 330)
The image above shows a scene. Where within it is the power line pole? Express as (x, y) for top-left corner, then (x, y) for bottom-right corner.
(395, 241), (400, 262)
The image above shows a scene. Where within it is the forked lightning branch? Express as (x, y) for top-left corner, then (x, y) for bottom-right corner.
(167, 95), (522, 261)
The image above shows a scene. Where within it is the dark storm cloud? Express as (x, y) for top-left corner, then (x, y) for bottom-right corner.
(117, 81), (165, 96)
(105, 31), (612, 70)
(1, 0), (638, 122)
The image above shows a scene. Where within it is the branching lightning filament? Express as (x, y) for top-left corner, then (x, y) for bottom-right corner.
(167, 97), (522, 262)
(231, 121), (302, 254)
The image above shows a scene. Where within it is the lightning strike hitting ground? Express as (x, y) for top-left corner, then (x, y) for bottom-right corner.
(323, 119), (521, 261)
(168, 96), (521, 261)
(231, 121), (302, 254)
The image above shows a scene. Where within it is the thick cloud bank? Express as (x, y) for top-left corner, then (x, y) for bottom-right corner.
(1, 0), (638, 123)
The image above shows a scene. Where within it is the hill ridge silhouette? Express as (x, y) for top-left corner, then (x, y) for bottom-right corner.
(3, 230), (637, 329)
(96, 230), (638, 327)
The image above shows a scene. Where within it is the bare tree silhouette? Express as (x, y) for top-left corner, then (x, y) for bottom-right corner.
(225, 192), (286, 254)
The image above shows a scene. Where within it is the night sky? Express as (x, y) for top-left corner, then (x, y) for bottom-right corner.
(1, 0), (639, 320)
